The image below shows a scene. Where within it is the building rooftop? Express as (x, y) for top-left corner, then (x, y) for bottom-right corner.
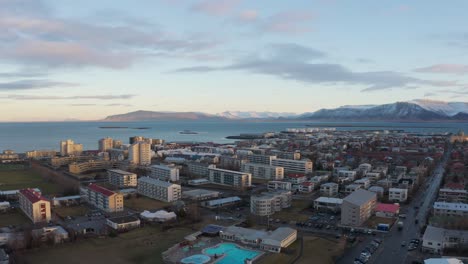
(107, 169), (135, 175)
(138, 176), (177, 187)
(376, 203), (400, 214)
(19, 189), (48, 203)
(433, 202), (468, 212)
(343, 189), (376, 206)
(205, 196), (241, 206)
(315, 197), (343, 204)
(87, 183), (115, 197)
(183, 189), (219, 197)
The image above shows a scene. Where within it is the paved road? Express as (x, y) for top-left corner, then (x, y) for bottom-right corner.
(372, 143), (451, 264)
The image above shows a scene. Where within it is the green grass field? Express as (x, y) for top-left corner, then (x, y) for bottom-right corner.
(297, 236), (344, 264)
(272, 199), (312, 222)
(0, 209), (31, 228)
(54, 206), (90, 218)
(0, 169), (61, 195)
(124, 196), (170, 212)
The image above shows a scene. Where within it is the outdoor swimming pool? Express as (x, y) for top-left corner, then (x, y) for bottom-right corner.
(204, 243), (261, 264)
(181, 254), (211, 264)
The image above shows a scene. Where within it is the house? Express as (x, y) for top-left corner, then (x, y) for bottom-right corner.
(344, 184), (362, 194)
(375, 203), (400, 218)
(314, 197), (343, 212)
(18, 189), (51, 223)
(32, 226), (69, 244)
(106, 216), (141, 231)
(267, 181), (292, 191)
(320, 182), (339, 197)
(354, 178), (371, 189)
(341, 189), (377, 226)
(422, 225), (468, 254)
(388, 188), (408, 202)
(433, 202), (468, 217)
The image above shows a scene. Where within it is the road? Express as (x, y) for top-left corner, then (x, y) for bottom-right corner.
(371, 143), (451, 264)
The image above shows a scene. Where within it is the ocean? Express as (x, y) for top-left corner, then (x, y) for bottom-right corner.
(0, 121), (467, 152)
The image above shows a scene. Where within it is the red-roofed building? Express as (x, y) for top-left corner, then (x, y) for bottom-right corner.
(18, 189), (51, 223)
(375, 203), (400, 218)
(299, 181), (315, 193)
(81, 184), (123, 213)
(285, 173), (307, 184)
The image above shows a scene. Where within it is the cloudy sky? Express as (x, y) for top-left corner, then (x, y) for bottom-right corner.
(1, 0), (468, 121)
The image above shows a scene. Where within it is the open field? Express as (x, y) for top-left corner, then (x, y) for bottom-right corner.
(297, 236), (345, 264)
(0, 169), (61, 195)
(0, 209), (31, 228)
(125, 196), (171, 212)
(54, 206), (90, 218)
(272, 199), (312, 222)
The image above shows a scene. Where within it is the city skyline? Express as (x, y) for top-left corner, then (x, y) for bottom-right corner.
(1, 0), (468, 121)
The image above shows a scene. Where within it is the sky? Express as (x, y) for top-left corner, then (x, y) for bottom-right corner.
(1, 0), (468, 121)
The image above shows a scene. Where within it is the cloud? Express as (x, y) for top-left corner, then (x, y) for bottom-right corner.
(172, 43), (458, 92)
(71, 103), (133, 107)
(0, 94), (135, 100)
(261, 11), (314, 34)
(0, 4), (221, 69)
(414, 64), (468, 75)
(0, 79), (76, 90)
(0, 71), (46, 78)
(191, 0), (241, 16)
(238, 10), (258, 22)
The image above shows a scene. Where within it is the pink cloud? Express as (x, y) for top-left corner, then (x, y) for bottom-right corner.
(263, 11), (314, 34)
(238, 10), (258, 22)
(191, 0), (241, 16)
(414, 64), (468, 75)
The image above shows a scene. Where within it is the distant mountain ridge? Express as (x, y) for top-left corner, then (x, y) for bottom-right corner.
(103, 100), (468, 122)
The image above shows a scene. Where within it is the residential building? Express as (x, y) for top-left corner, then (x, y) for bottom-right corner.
(106, 216), (141, 231)
(208, 168), (252, 189)
(246, 154), (277, 165)
(314, 197), (343, 212)
(320, 182), (339, 197)
(354, 178), (371, 189)
(107, 169), (137, 188)
(345, 184), (362, 194)
(201, 196), (242, 209)
(187, 162), (216, 177)
(220, 226), (297, 253)
(422, 225), (468, 254)
(182, 189), (220, 201)
(267, 181), (292, 191)
(389, 188), (408, 202)
(69, 160), (118, 174)
(297, 181), (315, 193)
(433, 202), (468, 217)
(341, 189), (377, 226)
(98, 137), (114, 152)
(137, 177), (181, 202)
(284, 174), (307, 184)
(60, 139), (83, 156)
(150, 164), (179, 182)
(438, 188), (468, 203)
(271, 159), (313, 174)
(25, 150), (56, 159)
(337, 170), (357, 181)
(18, 189), (51, 223)
(241, 163), (284, 180)
(129, 142), (151, 166)
(81, 184), (124, 213)
(375, 203), (400, 218)
(250, 191), (292, 216)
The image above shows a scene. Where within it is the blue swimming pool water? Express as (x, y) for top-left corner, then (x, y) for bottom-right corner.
(181, 254), (211, 264)
(204, 243), (261, 264)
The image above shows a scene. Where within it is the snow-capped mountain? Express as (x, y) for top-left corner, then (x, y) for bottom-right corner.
(217, 111), (297, 119)
(410, 99), (468, 116)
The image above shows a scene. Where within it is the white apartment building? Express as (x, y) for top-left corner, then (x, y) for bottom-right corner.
(422, 226), (468, 254)
(107, 169), (137, 188)
(354, 178), (371, 189)
(284, 174), (307, 184)
(187, 162), (216, 177)
(129, 142), (151, 166)
(365, 172), (382, 181)
(98, 137), (114, 152)
(268, 181), (292, 191)
(246, 154), (277, 165)
(433, 202), (468, 217)
(137, 177), (181, 202)
(18, 189), (51, 223)
(208, 168), (252, 189)
(271, 159), (313, 174)
(25, 150), (56, 159)
(60, 139), (83, 156)
(314, 197), (343, 212)
(388, 188), (408, 202)
(320, 182), (339, 197)
(150, 164), (179, 182)
(241, 163), (284, 180)
(250, 191), (292, 216)
(337, 170), (357, 181)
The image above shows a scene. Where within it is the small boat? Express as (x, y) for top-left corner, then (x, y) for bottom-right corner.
(179, 130), (198, 134)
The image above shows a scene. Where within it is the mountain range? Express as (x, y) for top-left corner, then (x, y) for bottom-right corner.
(103, 99), (468, 122)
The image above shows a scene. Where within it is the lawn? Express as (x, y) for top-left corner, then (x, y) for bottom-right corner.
(297, 236), (345, 264)
(54, 206), (90, 218)
(0, 209), (31, 228)
(272, 199), (312, 222)
(124, 196), (171, 212)
(365, 216), (396, 229)
(0, 169), (61, 195)
(20, 225), (205, 264)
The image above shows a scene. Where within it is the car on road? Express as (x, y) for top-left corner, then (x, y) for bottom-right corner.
(401, 241), (406, 247)
(399, 214), (407, 218)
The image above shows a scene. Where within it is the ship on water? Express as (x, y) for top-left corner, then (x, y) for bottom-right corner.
(179, 130), (198, 134)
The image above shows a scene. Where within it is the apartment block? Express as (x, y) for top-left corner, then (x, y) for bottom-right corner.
(246, 154), (277, 165)
(433, 202), (468, 217)
(137, 176), (181, 202)
(150, 164), (179, 182)
(107, 169), (137, 188)
(250, 191), (292, 216)
(422, 225), (468, 254)
(241, 163), (284, 180)
(267, 181), (292, 191)
(320, 182), (339, 197)
(341, 189), (377, 226)
(18, 189), (51, 223)
(314, 197), (343, 212)
(81, 184), (124, 213)
(388, 188), (408, 202)
(60, 139), (83, 156)
(25, 150), (56, 159)
(129, 142), (151, 166)
(187, 162), (216, 177)
(438, 188), (468, 203)
(208, 168), (252, 189)
(271, 159), (313, 174)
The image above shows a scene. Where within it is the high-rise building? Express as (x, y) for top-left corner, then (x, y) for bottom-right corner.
(99, 137), (114, 152)
(129, 142), (151, 166)
(18, 189), (51, 223)
(341, 189), (377, 226)
(246, 154), (277, 165)
(60, 139), (83, 156)
(271, 159), (313, 174)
